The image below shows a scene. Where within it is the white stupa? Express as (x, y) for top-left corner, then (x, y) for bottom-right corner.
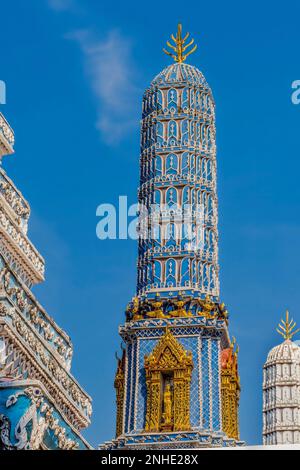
(263, 311), (300, 445)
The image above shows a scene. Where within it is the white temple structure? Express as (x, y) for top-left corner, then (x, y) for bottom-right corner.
(263, 311), (300, 445)
(0, 111), (92, 450)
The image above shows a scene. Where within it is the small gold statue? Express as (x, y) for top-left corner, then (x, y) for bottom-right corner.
(172, 298), (192, 318)
(200, 295), (217, 319)
(161, 383), (173, 431)
(146, 295), (167, 319)
(131, 297), (143, 321)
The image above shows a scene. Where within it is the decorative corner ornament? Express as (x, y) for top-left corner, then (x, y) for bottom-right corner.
(163, 24), (197, 63)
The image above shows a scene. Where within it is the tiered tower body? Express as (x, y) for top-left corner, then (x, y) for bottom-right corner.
(102, 26), (242, 450)
(137, 62), (219, 301)
(0, 113), (92, 450)
(263, 313), (300, 445)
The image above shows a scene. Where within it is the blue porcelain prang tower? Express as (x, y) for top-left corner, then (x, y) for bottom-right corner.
(103, 25), (242, 450)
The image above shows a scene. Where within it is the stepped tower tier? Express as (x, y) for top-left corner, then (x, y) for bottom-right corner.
(0, 113), (92, 450)
(101, 25), (243, 450)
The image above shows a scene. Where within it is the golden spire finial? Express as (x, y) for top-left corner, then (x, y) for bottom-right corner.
(163, 23), (197, 63)
(276, 310), (300, 341)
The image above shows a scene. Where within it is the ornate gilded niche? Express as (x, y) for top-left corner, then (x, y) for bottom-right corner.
(144, 329), (193, 433)
(221, 339), (240, 440)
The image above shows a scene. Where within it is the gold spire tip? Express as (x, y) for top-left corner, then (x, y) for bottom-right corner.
(276, 310), (300, 341)
(163, 23), (197, 63)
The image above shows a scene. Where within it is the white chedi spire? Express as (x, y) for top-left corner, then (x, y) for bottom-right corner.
(263, 311), (300, 445)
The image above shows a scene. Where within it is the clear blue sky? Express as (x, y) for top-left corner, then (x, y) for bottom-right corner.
(1, 0), (300, 446)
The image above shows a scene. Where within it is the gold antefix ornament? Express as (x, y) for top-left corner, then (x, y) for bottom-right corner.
(144, 328), (193, 433)
(163, 24), (197, 63)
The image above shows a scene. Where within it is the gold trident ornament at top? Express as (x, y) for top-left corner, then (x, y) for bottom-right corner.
(276, 310), (300, 341)
(163, 24), (197, 63)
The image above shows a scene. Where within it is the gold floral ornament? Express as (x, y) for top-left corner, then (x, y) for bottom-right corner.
(277, 310), (300, 341)
(163, 24), (197, 63)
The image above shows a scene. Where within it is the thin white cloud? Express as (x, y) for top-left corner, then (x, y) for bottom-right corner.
(48, 0), (74, 11)
(68, 29), (141, 145)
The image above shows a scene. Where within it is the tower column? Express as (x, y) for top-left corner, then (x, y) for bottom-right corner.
(102, 25), (242, 450)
